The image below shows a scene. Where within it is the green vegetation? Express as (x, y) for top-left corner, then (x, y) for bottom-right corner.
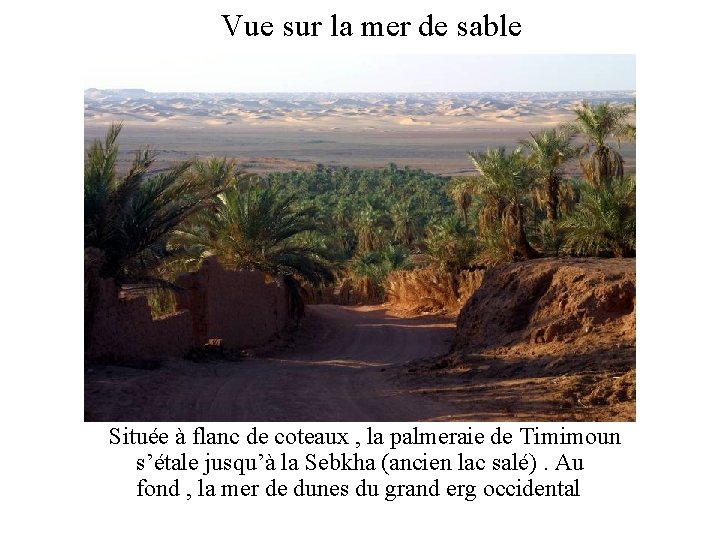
(172, 181), (333, 319)
(562, 176), (636, 257)
(468, 147), (540, 261)
(521, 127), (576, 228)
(172, 184), (332, 284)
(84, 123), (224, 285)
(572, 101), (635, 187)
(425, 217), (480, 274)
(261, 164), (455, 301)
(85, 101), (635, 313)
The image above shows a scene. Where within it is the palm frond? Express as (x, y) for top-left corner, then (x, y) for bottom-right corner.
(562, 177), (636, 257)
(572, 101), (635, 187)
(84, 123), (224, 283)
(174, 184), (334, 287)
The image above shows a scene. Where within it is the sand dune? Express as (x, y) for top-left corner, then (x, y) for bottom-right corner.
(84, 89), (635, 131)
(398, 117), (432, 126)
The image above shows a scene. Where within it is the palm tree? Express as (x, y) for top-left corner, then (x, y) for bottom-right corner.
(521, 128), (575, 228)
(425, 216), (480, 273)
(353, 207), (388, 254)
(171, 185), (333, 319)
(562, 176), (636, 257)
(333, 196), (353, 229)
(468, 147), (539, 260)
(189, 156), (244, 190)
(348, 245), (410, 303)
(84, 123), (221, 284)
(330, 196), (355, 255)
(572, 101), (634, 187)
(449, 176), (475, 226)
(391, 199), (419, 248)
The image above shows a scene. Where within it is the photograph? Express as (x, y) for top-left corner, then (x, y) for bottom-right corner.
(83, 54), (636, 422)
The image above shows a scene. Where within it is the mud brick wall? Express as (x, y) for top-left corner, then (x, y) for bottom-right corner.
(87, 279), (193, 359)
(87, 257), (290, 359)
(175, 258), (290, 350)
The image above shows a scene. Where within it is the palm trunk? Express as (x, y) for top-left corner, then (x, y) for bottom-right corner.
(546, 176), (560, 225)
(546, 176), (560, 254)
(506, 202), (540, 260)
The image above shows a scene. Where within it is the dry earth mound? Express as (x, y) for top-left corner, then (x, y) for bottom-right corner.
(454, 258), (635, 355)
(400, 258), (636, 421)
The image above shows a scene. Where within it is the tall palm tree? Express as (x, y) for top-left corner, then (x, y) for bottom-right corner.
(84, 123), (221, 284)
(171, 185), (333, 319)
(449, 176), (476, 226)
(468, 147), (539, 260)
(572, 101), (634, 187)
(521, 128), (576, 228)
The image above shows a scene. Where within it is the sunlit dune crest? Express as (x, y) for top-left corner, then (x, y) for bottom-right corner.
(84, 89), (635, 130)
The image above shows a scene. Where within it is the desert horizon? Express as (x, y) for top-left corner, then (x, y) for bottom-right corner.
(85, 89), (635, 176)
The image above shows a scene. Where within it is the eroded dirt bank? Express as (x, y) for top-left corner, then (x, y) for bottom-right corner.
(399, 258), (636, 421)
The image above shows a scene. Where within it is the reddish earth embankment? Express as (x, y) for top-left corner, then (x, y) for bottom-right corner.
(400, 258), (636, 421)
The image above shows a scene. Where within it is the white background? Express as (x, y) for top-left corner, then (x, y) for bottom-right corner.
(2, 0), (719, 538)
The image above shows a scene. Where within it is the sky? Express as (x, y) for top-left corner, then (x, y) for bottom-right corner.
(86, 54), (635, 93)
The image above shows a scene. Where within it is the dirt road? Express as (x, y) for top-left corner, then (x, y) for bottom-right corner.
(85, 305), (458, 422)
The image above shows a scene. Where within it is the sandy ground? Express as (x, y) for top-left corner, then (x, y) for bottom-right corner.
(397, 351), (635, 422)
(83, 123), (555, 177)
(83, 124), (635, 178)
(85, 305), (460, 422)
